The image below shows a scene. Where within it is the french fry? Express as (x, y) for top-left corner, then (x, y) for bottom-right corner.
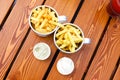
(56, 29), (67, 38)
(58, 34), (64, 40)
(49, 21), (64, 28)
(67, 32), (77, 48)
(60, 44), (67, 49)
(71, 46), (75, 52)
(30, 17), (39, 22)
(37, 10), (45, 19)
(56, 40), (63, 45)
(39, 19), (48, 29)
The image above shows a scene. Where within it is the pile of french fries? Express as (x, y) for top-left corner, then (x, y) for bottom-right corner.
(30, 6), (83, 53)
(55, 24), (83, 52)
(30, 6), (61, 33)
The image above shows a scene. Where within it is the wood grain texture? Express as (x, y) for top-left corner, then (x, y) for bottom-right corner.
(0, 0), (44, 80)
(0, 0), (14, 25)
(47, 0), (110, 80)
(45, 0), (80, 22)
(114, 64), (120, 80)
(6, 0), (81, 79)
(7, 31), (56, 80)
(85, 18), (120, 80)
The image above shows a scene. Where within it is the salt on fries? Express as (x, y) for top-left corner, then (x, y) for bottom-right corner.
(30, 6), (61, 33)
(55, 25), (83, 52)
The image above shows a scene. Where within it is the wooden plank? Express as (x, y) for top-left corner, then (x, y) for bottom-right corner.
(0, 0), (14, 25)
(47, 0), (110, 80)
(85, 18), (120, 80)
(114, 64), (120, 80)
(44, 0), (80, 22)
(6, 0), (81, 80)
(0, 0), (44, 80)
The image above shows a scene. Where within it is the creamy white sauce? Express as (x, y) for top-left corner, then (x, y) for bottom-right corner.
(33, 42), (51, 60)
(57, 57), (74, 75)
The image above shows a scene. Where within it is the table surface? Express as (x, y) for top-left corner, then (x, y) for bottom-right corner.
(0, 0), (120, 80)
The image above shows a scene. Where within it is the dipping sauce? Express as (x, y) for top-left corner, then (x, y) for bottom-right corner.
(57, 57), (74, 75)
(33, 42), (51, 60)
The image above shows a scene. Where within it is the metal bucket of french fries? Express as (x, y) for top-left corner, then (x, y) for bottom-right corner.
(29, 5), (67, 37)
(54, 23), (91, 54)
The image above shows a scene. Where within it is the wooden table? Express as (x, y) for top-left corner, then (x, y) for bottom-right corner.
(0, 0), (120, 80)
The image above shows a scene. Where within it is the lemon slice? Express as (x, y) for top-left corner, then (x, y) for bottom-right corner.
(57, 57), (74, 75)
(33, 42), (51, 60)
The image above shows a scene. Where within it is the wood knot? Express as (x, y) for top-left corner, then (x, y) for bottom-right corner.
(113, 24), (117, 28)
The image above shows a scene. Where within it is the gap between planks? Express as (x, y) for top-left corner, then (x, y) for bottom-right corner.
(110, 57), (120, 80)
(81, 16), (112, 80)
(0, 0), (17, 30)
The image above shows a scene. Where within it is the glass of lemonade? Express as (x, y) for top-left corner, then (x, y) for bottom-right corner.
(107, 0), (120, 16)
